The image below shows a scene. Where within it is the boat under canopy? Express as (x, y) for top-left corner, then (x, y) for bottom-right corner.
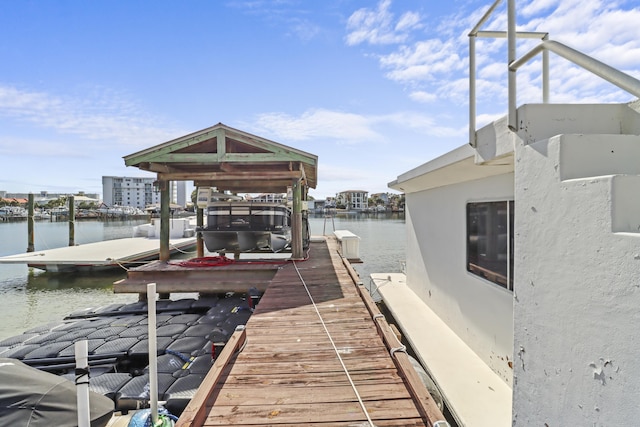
(198, 202), (292, 253)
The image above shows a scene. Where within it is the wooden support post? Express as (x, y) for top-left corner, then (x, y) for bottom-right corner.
(291, 178), (303, 259)
(159, 180), (170, 262)
(68, 195), (75, 247)
(196, 206), (204, 258)
(27, 193), (34, 253)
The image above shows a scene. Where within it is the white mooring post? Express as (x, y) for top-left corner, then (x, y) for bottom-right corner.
(147, 283), (159, 425)
(75, 340), (90, 427)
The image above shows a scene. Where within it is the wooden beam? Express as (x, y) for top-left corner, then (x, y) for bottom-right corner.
(160, 180), (170, 262)
(124, 128), (219, 166)
(215, 128), (225, 158)
(192, 182), (293, 193)
(149, 153), (312, 164)
(224, 129), (317, 165)
(159, 170), (302, 181)
(143, 163), (177, 174)
(196, 207), (204, 258)
(113, 279), (270, 294)
(291, 178), (303, 260)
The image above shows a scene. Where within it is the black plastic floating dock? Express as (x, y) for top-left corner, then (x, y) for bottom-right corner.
(0, 293), (259, 417)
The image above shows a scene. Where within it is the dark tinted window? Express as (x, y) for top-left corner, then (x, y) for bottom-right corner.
(467, 201), (514, 290)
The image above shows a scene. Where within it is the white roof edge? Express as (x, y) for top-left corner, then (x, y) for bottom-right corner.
(389, 144), (475, 190)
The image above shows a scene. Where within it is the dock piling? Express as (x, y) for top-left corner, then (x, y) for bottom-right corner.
(159, 181), (170, 262)
(196, 207), (204, 258)
(68, 195), (75, 246)
(27, 194), (34, 253)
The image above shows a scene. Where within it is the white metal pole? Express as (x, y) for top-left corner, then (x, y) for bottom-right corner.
(507, 0), (517, 131)
(75, 340), (91, 427)
(542, 35), (550, 103)
(147, 283), (159, 425)
(469, 35), (477, 147)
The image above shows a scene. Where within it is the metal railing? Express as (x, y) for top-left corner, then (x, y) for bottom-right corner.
(468, 0), (640, 146)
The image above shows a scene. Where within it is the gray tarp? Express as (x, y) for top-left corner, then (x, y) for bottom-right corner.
(0, 358), (113, 427)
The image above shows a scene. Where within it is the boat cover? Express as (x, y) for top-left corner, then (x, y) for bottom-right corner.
(0, 358), (114, 427)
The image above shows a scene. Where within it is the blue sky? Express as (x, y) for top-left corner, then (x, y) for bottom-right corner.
(1, 0), (639, 200)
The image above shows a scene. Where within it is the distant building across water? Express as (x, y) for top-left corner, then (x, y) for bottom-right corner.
(102, 176), (187, 209)
(336, 190), (368, 211)
(1, 191), (100, 206)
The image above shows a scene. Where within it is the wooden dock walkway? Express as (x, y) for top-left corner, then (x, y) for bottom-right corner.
(176, 237), (445, 426)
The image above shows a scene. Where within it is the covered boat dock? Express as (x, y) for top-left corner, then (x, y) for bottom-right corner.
(122, 122), (317, 263)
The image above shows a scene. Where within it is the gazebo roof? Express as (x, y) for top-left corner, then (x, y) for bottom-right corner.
(123, 123), (317, 193)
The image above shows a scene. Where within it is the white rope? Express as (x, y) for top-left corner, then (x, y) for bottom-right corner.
(390, 345), (407, 358)
(111, 259), (131, 271)
(292, 261), (376, 427)
(169, 243), (197, 254)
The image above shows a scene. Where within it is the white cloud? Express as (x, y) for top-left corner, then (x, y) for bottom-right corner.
(319, 163), (370, 182)
(0, 84), (183, 148)
(288, 18), (321, 41)
(346, 0), (640, 111)
(395, 11), (421, 32)
(380, 39), (464, 83)
(409, 91), (437, 103)
(0, 135), (85, 158)
(345, 0), (420, 46)
(248, 107), (464, 146)
(250, 109), (383, 143)
(520, 0), (558, 17)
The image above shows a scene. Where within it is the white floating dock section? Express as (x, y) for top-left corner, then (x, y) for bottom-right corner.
(333, 229), (361, 261)
(0, 237), (196, 272)
(371, 272), (512, 427)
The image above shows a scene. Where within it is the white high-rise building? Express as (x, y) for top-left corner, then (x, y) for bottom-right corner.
(102, 176), (188, 209)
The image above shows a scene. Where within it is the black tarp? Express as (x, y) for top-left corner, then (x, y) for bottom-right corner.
(0, 358), (113, 427)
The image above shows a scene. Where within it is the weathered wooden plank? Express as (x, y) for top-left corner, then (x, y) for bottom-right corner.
(130, 259), (284, 271)
(246, 315), (373, 327)
(219, 357), (397, 376)
(241, 338), (385, 352)
(218, 368), (403, 387)
(253, 301), (372, 315)
(204, 383), (411, 405)
(201, 418), (425, 427)
(229, 347), (391, 363)
(114, 280), (271, 294)
(203, 399), (423, 425)
(244, 329), (382, 344)
(199, 421), (424, 427)
(245, 318), (373, 330)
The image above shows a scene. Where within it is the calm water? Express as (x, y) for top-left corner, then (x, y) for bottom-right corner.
(0, 214), (405, 340)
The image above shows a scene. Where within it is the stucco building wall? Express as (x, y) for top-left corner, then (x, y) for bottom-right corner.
(405, 173), (515, 385)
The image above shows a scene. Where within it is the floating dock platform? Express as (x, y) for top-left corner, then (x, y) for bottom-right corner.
(0, 237), (197, 272)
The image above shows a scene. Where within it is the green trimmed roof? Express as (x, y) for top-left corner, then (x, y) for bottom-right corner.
(123, 123), (317, 192)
